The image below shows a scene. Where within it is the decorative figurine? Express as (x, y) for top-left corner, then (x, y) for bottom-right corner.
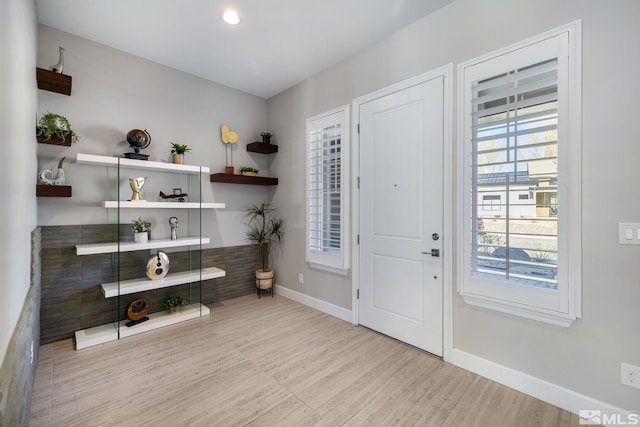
(124, 298), (149, 327)
(146, 250), (170, 280)
(169, 217), (178, 240)
(129, 177), (147, 201)
(48, 46), (65, 74)
(38, 157), (66, 185)
(124, 129), (151, 160)
(159, 188), (188, 202)
(221, 124), (238, 174)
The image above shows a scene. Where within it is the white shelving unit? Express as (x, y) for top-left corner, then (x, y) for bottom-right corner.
(74, 153), (225, 350)
(76, 237), (210, 255)
(101, 267), (225, 297)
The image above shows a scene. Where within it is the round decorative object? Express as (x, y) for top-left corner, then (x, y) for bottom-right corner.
(146, 250), (170, 280)
(126, 129), (151, 151)
(125, 298), (149, 321)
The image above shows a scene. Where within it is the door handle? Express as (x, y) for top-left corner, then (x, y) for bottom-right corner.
(421, 249), (440, 257)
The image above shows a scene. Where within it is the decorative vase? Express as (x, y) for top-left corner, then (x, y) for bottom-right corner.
(255, 269), (274, 290)
(262, 135), (271, 144)
(172, 153), (183, 164)
(225, 166), (234, 174)
(134, 231), (148, 243)
(146, 250), (170, 280)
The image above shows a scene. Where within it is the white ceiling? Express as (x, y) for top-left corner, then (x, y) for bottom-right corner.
(35, 0), (452, 99)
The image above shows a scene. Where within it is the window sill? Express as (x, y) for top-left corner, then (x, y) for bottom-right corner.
(460, 292), (577, 327)
(307, 261), (349, 276)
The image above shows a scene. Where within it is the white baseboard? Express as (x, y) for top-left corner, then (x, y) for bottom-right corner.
(274, 285), (353, 323)
(452, 349), (633, 426)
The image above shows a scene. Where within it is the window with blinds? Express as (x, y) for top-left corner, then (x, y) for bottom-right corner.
(457, 23), (582, 326)
(472, 58), (559, 290)
(306, 106), (350, 274)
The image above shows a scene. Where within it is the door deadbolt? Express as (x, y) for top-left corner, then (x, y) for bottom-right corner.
(432, 233), (439, 241)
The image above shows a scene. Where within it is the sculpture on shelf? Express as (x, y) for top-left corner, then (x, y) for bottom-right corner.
(125, 298), (149, 327)
(38, 157), (66, 186)
(159, 188), (188, 202)
(125, 129), (151, 160)
(129, 176), (147, 201)
(220, 124), (238, 174)
(48, 46), (65, 74)
(146, 250), (170, 280)
(169, 216), (178, 240)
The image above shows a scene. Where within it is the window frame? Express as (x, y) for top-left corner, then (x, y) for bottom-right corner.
(305, 105), (350, 275)
(456, 22), (582, 326)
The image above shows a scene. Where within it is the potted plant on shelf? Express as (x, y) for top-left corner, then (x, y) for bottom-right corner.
(240, 166), (259, 176)
(36, 112), (79, 145)
(246, 202), (284, 297)
(163, 295), (187, 313)
(170, 142), (190, 164)
(260, 131), (272, 144)
(132, 217), (151, 243)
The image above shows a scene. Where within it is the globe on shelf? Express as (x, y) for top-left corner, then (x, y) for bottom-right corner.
(125, 129), (151, 160)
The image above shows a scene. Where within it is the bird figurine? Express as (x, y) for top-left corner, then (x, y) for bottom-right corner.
(39, 157), (66, 186)
(48, 46), (65, 74)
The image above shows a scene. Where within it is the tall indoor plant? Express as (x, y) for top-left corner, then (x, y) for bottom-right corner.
(246, 202), (284, 295)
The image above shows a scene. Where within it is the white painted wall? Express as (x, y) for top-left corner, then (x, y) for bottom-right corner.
(0, 0), (38, 362)
(37, 25), (273, 248)
(268, 0), (640, 411)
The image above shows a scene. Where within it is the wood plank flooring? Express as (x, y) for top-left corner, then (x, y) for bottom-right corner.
(30, 294), (583, 426)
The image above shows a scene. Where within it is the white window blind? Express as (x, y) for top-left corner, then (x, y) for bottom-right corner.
(306, 106), (350, 274)
(472, 58), (559, 289)
(308, 124), (342, 254)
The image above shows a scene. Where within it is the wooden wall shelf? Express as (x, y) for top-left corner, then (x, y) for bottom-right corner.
(246, 142), (278, 154)
(36, 67), (72, 95)
(210, 173), (278, 186)
(37, 134), (72, 146)
(36, 185), (72, 197)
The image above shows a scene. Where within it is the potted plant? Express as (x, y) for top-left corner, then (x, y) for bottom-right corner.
(240, 166), (259, 176)
(163, 295), (187, 313)
(246, 202), (284, 296)
(170, 142), (190, 164)
(36, 112), (79, 145)
(260, 131), (272, 144)
(132, 217), (151, 243)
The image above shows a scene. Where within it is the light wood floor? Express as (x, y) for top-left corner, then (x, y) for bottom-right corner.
(30, 294), (582, 426)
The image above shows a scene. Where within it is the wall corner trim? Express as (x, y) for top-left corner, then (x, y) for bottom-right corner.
(274, 285), (353, 323)
(451, 349), (630, 424)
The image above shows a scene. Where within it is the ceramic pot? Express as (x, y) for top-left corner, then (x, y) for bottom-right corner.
(134, 231), (148, 243)
(172, 153), (184, 164)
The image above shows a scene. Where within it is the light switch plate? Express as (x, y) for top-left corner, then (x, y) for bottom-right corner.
(618, 223), (640, 245)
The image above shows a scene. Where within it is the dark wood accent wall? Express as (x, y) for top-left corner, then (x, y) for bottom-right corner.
(40, 225), (261, 345)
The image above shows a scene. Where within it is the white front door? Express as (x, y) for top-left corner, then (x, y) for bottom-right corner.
(357, 73), (445, 356)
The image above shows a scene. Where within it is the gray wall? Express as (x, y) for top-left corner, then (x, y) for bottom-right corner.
(37, 25), (276, 247)
(0, 0), (39, 424)
(268, 0), (640, 411)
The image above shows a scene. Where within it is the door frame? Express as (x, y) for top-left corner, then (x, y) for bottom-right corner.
(351, 64), (454, 361)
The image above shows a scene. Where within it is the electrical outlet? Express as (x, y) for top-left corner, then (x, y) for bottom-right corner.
(298, 273), (304, 284)
(621, 362), (640, 389)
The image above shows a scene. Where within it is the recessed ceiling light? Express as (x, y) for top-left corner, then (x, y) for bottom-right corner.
(222, 9), (240, 25)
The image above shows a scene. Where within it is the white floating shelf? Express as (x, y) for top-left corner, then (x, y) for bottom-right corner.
(75, 303), (210, 350)
(103, 201), (225, 209)
(76, 153), (210, 174)
(76, 237), (210, 256)
(101, 266), (226, 298)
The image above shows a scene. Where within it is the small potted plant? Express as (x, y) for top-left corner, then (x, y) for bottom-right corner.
(163, 295), (187, 313)
(246, 202), (284, 297)
(36, 112), (79, 146)
(260, 131), (272, 144)
(170, 142), (190, 164)
(240, 166), (259, 176)
(132, 217), (151, 243)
